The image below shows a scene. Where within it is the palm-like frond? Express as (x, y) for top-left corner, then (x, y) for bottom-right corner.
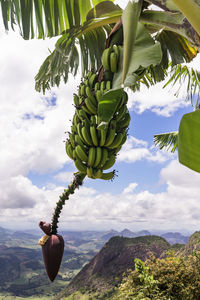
(0, 0), (117, 39)
(163, 64), (200, 108)
(35, 26), (111, 93)
(35, 2), (122, 93)
(154, 131), (178, 153)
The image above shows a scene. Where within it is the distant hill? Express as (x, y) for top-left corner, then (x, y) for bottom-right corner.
(12, 231), (39, 240)
(101, 229), (151, 240)
(101, 230), (119, 240)
(179, 231), (200, 256)
(58, 235), (170, 299)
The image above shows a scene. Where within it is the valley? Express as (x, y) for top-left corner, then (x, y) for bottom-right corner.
(0, 226), (190, 299)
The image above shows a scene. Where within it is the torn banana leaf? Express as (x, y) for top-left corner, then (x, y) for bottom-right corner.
(178, 110), (200, 173)
(112, 23), (162, 89)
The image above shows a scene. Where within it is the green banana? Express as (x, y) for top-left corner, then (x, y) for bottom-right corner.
(75, 145), (88, 162)
(95, 90), (102, 102)
(88, 73), (97, 88)
(102, 154), (116, 170)
(87, 167), (94, 178)
(74, 157), (87, 173)
(112, 44), (120, 60)
(81, 126), (93, 146)
(75, 134), (86, 148)
(73, 94), (79, 106)
(115, 104), (127, 122)
(90, 115), (97, 126)
(118, 91), (128, 109)
(94, 82), (100, 91)
(80, 84), (86, 96)
(120, 131), (127, 146)
(90, 126), (98, 146)
(100, 171), (115, 180)
(100, 81), (106, 94)
(115, 145), (122, 154)
(94, 147), (102, 168)
(88, 147), (96, 167)
(107, 133), (124, 149)
(86, 71), (92, 78)
(78, 109), (90, 122)
(69, 133), (76, 149)
(117, 112), (131, 129)
(99, 147), (108, 168)
(77, 123), (85, 143)
(106, 81), (111, 91)
(99, 128), (107, 147)
(65, 142), (74, 160)
(82, 104), (92, 115)
(71, 125), (77, 134)
(110, 52), (118, 73)
(85, 97), (97, 115)
(93, 168), (102, 179)
(85, 86), (97, 106)
(101, 48), (111, 71)
(72, 113), (79, 126)
(104, 120), (116, 147)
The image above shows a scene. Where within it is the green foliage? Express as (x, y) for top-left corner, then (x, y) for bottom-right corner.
(114, 258), (167, 299)
(115, 251), (200, 300)
(178, 110), (200, 173)
(163, 64), (200, 108)
(154, 131), (178, 153)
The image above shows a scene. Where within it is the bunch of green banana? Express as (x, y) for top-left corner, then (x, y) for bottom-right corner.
(101, 44), (121, 73)
(65, 70), (130, 181)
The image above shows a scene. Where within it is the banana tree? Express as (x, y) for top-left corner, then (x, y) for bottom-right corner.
(1, 0), (200, 280)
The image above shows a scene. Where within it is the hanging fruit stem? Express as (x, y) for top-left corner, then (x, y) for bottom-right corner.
(51, 172), (86, 234)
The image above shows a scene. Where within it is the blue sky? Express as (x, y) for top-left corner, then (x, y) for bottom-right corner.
(1, 3), (200, 234)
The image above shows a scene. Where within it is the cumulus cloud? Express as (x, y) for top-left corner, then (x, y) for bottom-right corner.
(0, 160), (199, 232)
(0, 26), (81, 178)
(54, 171), (75, 183)
(127, 82), (189, 117)
(0, 175), (44, 209)
(126, 54), (200, 118)
(118, 136), (174, 163)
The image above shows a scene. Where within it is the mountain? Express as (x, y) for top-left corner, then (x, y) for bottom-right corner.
(136, 230), (151, 236)
(101, 230), (119, 240)
(101, 229), (151, 240)
(58, 235), (170, 299)
(179, 231), (200, 256)
(120, 228), (136, 237)
(161, 232), (189, 245)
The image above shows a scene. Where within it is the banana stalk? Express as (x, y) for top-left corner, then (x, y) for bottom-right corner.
(51, 172), (86, 234)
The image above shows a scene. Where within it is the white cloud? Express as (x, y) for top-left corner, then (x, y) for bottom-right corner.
(0, 27), (81, 178)
(123, 182), (138, 194)
(1, 159), (200, 232)
(54, 171), (75, 183)
(127, 82), (189, 117)
(0, 175), (44, 209)
(118, 136), (174, 163)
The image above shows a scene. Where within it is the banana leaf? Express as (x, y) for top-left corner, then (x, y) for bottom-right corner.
(112, 23), (162, 89)
(97, 88), (124, 123)
(178, 110), (200, 173)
